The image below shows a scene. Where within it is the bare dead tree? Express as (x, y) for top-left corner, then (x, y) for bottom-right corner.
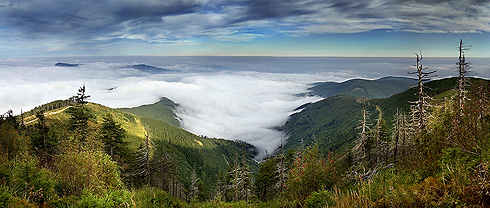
(134, 131), (152, 186)
(408, 53), (436, 131)
(457, 39), (471, 113)
(392, 109), (402, 163)
(20, 109), (25, 128)
(188, 169), (200, 202)
(227, 144), (254, 202)
(352, 100), (371, 165)
(373, 106), (390, 165)
(275, 138), (287, 193)
(360, 101), (370, 159)
(392, 109), (411, 163)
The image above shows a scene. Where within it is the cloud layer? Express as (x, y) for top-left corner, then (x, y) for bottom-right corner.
(0, 57), (343, 159)
(1, 56), (489, 159)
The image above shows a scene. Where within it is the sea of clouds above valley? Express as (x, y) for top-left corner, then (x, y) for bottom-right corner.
(1, 57), (489, 158)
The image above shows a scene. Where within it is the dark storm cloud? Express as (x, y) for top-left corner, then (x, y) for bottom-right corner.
(0, 0), (488, 53)
(396, 0), (490, 5)
(0, 0), (201, 38)
(113, 1), (200, 21)
(234, 0), (314, 22)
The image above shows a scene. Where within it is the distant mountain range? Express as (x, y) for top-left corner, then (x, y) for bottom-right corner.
(55, 62), (80, 67)
(306, 76), (417, 99)
(55, 63), (170, 72)
(123, 64), (171, 72)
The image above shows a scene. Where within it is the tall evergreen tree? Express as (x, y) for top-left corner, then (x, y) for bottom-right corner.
(67, 84), (93, 141)
(100, 114), (127, 160)
(256, 157), (277, 201)
(34, 110), (48, 152)
(1, 110), (18, 130)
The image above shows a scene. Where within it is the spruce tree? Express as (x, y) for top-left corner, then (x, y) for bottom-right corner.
(100, 114), (127, 160)
(67, 84), (93, 141)
(34, 110), (48, 151)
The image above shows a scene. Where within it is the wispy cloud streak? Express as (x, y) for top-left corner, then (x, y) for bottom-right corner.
(0, 0), (488, 55)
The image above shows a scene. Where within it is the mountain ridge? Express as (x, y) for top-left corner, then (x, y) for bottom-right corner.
(306, 76), (417, 99)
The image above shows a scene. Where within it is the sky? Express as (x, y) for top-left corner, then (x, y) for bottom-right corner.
(0, 0), (490, 57)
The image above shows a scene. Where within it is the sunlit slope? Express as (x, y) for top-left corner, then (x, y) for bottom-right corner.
(119, 97), (180, 127)
(25, 102), (256, 191)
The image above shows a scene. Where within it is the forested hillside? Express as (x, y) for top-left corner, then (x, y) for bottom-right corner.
(0, 86), (257, 207)
(281, 77), (485, 155)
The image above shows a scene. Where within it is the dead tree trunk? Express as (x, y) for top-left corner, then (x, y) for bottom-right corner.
(457, 39), (471, 113)
(393, 109), (401, 163)
(352, 100), (370, 164)
(408, 53), (436, 131)
(276, 138), (286, 193)
(360, 102), (369, 158)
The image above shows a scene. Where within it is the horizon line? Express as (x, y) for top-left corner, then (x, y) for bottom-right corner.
(4, 55), (490, 59)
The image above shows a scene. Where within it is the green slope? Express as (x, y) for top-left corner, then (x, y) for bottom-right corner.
(119, 97), (180, 127)
(280, 94), (363, 153)
(376, 77), (460, 121)
(282, 77), (486, 155)
(308, 76), (417, 99)
(27, 102), (256, 195)
(136, 115), (257, 189)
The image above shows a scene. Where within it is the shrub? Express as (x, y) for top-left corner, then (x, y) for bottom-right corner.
(55, 146), (122, 196)
(10, 153), (56, 205)
(0, 185), (13, 207)
(77, 190), (132, 208)
(285, 146), (340, 202)
(305, 190), (333, 208)
(133, 187), (187, 208)
(48, 195), (79, 208)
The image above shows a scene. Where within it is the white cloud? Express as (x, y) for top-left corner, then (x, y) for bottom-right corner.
(2, 57), (488, 159)
(0, 58), (340, 159)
